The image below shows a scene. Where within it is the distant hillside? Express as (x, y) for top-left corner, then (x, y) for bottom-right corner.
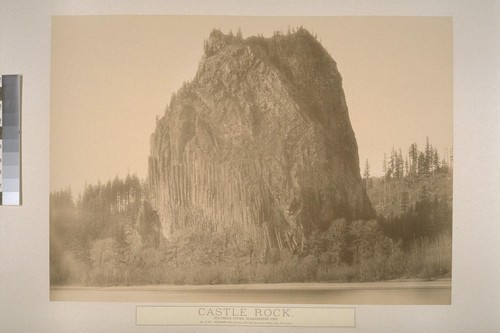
(366, 172), (452, 219)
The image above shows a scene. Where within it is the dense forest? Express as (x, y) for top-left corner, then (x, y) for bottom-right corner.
(364, 138), (452, 279)
(51, 139), (452, 286)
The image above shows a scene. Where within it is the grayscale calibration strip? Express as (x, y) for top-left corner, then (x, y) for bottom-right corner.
(0, 75), (22, 205)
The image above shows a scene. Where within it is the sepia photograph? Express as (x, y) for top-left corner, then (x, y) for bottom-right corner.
(50, 16), (452, 304)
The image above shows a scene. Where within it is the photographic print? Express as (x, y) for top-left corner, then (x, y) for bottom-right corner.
(50, 16), (452, 304)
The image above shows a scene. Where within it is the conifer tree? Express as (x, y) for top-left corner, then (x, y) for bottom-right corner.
(409, 143), (418, 177)
(382, 153), (387, 178)
(418, 152), (426, 176)
(363, 159), (371, 188)
(425, 136), (431, 174)
(390, 148), (396, 176)
(396, 149), (404, 179)
(405, 156), (409, 177)
(433, 148), (440, 173)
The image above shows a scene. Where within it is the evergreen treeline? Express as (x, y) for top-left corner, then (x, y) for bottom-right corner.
(363, 137), (452, 189)
(51, 137), (452, 286)
(383, 137), (452, 181)
(361, 137), (453, 279)
(50, 174), (162, 285)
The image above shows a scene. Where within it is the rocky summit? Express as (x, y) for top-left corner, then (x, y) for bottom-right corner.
(148, 28), (373, 256)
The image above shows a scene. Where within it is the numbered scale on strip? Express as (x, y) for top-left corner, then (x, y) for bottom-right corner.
(0, 75), (22, 206)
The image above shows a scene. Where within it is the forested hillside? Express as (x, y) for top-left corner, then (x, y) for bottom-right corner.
(363, 138), (453, 278)
(50, 164), (452, 285)
(50, 175), (162, 285)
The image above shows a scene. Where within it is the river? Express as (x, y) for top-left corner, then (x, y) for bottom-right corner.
(51, 279), (450, 304)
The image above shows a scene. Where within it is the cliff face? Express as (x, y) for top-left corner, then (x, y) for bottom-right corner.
(148, 29), (373, 255)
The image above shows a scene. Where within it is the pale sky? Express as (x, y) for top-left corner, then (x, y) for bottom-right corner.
(51, 16), (452, 194)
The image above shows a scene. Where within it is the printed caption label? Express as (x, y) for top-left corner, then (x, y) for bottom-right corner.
(137, 305), (355, 327)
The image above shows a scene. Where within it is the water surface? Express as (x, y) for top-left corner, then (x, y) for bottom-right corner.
(51, 280), (451, 304)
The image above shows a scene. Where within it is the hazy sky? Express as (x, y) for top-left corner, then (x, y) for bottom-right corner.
(51, 16), (452, 194)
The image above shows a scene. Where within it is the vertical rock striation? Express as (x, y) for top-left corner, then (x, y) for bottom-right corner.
(148, 28), (373, 255)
